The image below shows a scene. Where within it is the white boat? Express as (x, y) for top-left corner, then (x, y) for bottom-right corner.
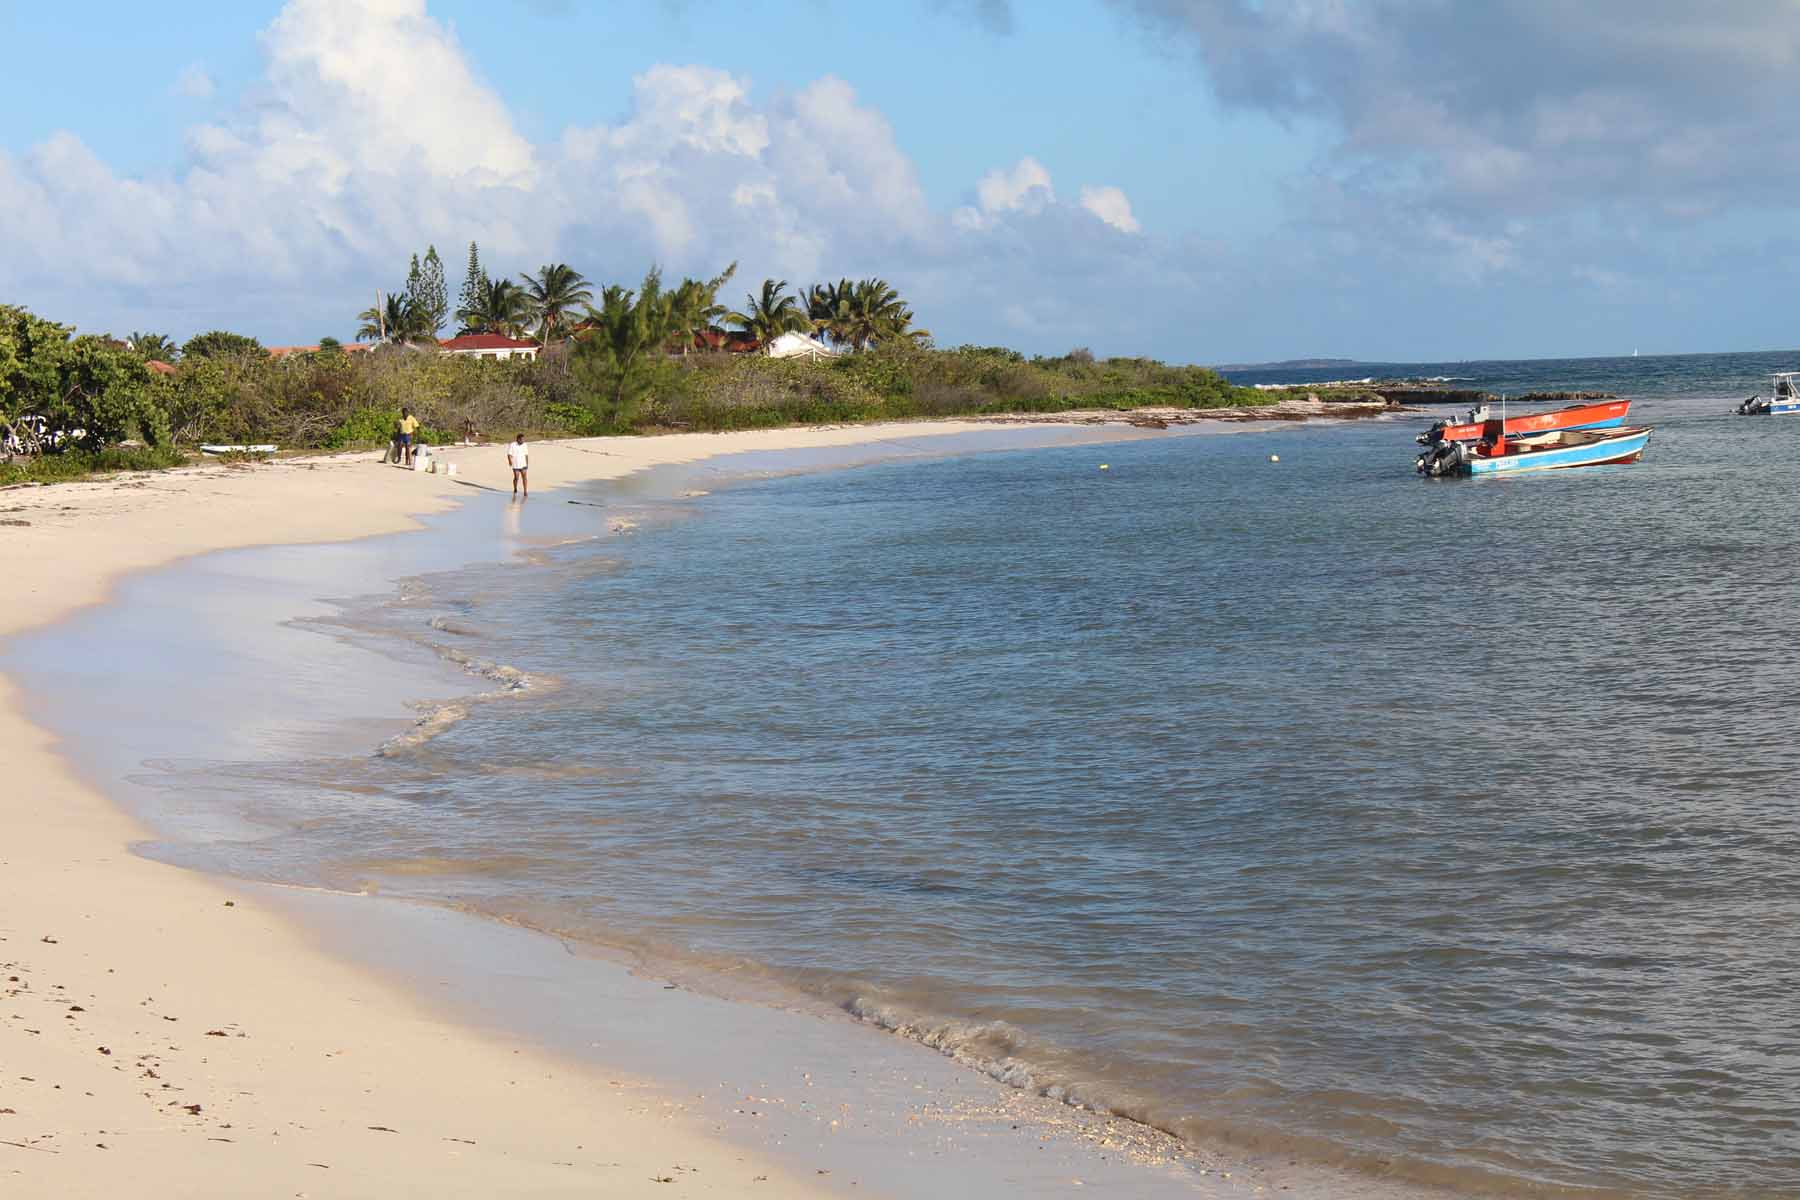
(199, 444), (279, 455)
(1735, 373), (1800, 416)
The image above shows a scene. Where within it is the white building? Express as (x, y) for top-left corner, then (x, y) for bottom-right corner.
(438, 334), (541, 361)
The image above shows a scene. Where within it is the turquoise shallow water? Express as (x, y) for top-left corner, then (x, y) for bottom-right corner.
(19, 359), (1800, 1198)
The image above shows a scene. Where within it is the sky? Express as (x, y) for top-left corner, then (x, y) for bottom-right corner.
(3, 0), (1799, 362)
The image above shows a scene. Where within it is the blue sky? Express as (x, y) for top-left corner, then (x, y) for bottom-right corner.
(3, 1), (1798, 361)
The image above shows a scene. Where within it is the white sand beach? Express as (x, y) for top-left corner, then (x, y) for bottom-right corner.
(0, 423), (1097, 1197)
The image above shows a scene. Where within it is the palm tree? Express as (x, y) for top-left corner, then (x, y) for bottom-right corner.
(356, 293), (436, 343)
(805, 280), (853, 347)
(664, 262), (737, 353)
(844, 278), (929, 350)
(466, 279), (532, 339)
(575, 270), (677, 413)
(521, 263), (594, 345)
(126, 332), (179, 361)
(727, 279), (811, 350)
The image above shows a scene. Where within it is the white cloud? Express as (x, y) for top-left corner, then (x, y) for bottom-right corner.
(172, 64), (216, 99)
(261, 0), (535, 184)
(975, 155), (1054, 214)
(0, 2), (929, 335)
(1116, 0), (1800, 304)
(1078, 185), (1141, 234)
(0, 1), (1176, 356)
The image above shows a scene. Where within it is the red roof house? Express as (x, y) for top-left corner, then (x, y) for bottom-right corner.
(438, 334), (541, 361)
(689, 328), (761, 354)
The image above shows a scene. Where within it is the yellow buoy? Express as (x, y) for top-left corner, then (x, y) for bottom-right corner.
(1269, 454), (1280, 463)
(1099, 464), (1110, 470)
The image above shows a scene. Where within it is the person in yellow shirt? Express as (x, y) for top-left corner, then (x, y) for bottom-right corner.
(396, 408), (420, 466)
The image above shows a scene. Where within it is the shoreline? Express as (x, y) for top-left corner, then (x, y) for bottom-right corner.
(0, 416), (1418, 1198)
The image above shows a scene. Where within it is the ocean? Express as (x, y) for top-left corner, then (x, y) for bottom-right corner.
(1216, 349), (1800, 399)
(18, 350), (1800, 1197)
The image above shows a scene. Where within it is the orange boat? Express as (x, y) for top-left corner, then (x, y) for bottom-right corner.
(1417, 399), (1631, 445)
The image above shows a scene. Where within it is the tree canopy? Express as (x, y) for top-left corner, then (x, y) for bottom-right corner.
(522, 263), (594, 345)
(126, 332), (180, 362)
(457, 242), (488, 334)
(806, 277), (929, 350)
(465, 278), (532, 338)
(2, 305), (167, 456)
(727, 279), (811, 348)
(181, 330), (264, 360)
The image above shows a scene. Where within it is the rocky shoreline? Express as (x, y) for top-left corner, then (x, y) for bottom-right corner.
(1321, 381), (1616, 407)
(976, 394), (1413, 428)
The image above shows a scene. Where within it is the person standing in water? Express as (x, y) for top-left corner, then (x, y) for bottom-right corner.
(507, 432), (529, 497)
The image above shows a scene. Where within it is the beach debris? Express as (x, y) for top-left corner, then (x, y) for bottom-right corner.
(205, 1030), (229, 1037)
(224, 900), (234, 907)
(181, 1104), (203, 1115)
(97, 1046), (111, 1056)
(39, 936), (57, 944)
(367, 1125), (398, 1133)
(0, 519), (29, 527)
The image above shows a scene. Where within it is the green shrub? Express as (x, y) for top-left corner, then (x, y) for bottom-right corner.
(325, 405), (402, 448)
(0, 444), (186, 486)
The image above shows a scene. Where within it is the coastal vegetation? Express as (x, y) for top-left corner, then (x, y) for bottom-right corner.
(3, 256), (1269, 478)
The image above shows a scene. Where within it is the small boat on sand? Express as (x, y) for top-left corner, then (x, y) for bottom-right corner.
(1734, 373), (1800, 415)
(1417, 399), (1631, 445)
(1417, 426), (1652, 477)
(200, 443), (278, 455)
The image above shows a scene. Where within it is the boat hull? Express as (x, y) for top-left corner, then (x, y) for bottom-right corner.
(1434, 400), (1631, 442)
(1465, 427), (1652, 475)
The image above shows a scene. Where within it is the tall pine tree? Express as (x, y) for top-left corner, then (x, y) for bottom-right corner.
(418, 245), (449, 338)
(457, 242), (490, 335)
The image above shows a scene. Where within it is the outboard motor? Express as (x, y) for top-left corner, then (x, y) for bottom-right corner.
(1415, 440), (1471, 477)
(1416, 420), (1449, 446)
(1737, 394), (1767, 416)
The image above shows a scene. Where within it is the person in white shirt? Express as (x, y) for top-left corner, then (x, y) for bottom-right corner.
(507, 433), (529, 497)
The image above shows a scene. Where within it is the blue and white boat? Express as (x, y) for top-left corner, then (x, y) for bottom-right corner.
(1418, 425), (1652, 477)
(1735, 372), (1800, 415)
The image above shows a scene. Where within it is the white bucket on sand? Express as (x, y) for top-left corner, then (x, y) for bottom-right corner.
(413, 449), (430, 472)
(445, 462), (458, 477)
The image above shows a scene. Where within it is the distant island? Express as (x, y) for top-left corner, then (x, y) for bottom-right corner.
(1210, 357), (1367, 372)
